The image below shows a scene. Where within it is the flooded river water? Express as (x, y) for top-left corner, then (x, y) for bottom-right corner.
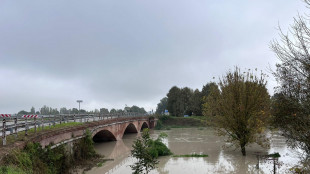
(86, 128), (301, 174)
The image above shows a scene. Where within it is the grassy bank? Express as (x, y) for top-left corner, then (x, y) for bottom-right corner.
(0, 129), (101, 174)
(2, 122), (83, 146)
(155, 115), (207, 130)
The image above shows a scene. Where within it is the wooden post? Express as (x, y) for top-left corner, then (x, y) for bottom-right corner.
(60, 115), (62, 124)
(14, 117), (17, 139)
(74, 114), (76, 122)
(2, 119), (6, 146)
(273, 158), (277, 174)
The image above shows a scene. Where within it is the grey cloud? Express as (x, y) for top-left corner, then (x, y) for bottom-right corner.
(0, 0), (307, 113)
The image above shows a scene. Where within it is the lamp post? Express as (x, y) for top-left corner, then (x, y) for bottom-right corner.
(76, 100), (83, 122)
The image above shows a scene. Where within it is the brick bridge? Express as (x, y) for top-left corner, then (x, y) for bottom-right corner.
(33, 116), (157, 148)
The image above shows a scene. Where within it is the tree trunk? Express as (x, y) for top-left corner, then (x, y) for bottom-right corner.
(241, 145), (246, 156)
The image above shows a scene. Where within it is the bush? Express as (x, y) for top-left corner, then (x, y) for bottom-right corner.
(73, 129), (98, 162)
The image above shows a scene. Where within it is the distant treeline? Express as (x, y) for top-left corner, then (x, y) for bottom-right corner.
(155, 82), (218, 116)
(17, 105), (147, 115)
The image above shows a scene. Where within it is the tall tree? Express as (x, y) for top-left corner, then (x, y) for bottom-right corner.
(189, 89), (202, 116)
(201, 82), (218, 99)
(201, 83), (220, 117)
(100, 108), (109, 114)
(271, 5), (310, 159)
(203, 67), (270, 156)
(181, 87), (193, 115)
(167, 86), (182, 116)
(110, 108), (117, 113)
(155, 97), (168, 114)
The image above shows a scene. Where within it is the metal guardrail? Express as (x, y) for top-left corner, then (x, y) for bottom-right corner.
(0, 112), (149, 146)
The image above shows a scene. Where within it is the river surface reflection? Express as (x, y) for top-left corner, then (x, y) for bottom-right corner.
(86, 128), (301, 174)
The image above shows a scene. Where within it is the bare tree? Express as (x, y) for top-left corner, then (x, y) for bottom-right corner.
(270, 1), (310, 166)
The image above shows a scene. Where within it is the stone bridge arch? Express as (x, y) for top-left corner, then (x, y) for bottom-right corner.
(139, 121), (149, 131)
(92, 126), (118, 142)
(121, 122), (139, 138)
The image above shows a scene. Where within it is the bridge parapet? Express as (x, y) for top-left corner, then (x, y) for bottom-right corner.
(0, 113), (152, 146)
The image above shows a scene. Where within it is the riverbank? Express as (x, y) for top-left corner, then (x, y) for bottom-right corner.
(155, 115), (207, 129)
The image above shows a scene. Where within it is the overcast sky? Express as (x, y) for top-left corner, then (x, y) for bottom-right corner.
(0, 0), (308, 113)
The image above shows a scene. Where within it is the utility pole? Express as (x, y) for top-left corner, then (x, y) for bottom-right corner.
(76, 100), (83, 122)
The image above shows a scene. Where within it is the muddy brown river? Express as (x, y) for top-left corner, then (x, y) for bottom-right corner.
(86, 128), (301, 174)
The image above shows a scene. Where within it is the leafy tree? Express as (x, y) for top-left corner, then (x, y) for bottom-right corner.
(128, 105), (147, 113)
(70, 108), (79, 114)
(189, 89), (202, 116)
(167, 86), (194, 116)
(130, 129), (158, 174)
(201, 83), (220, 117)
(270, 4), (310, 160)
(116, 109), (123, 113)
(60, 107), (68, 114)
(110, 108), (117, 113)
(181, 87), (193, 115)
(201, 82), (218, 98)
(30, 107), (35, 114)
(155, 97), (168, 114)
(100, 108), (109, 114)
(203, 67), (270, 156)
(167, 86), (182, 116)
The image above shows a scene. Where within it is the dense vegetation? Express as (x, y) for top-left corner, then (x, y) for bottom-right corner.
(0, 130), (99, 174)
(156, 83), (218, 116)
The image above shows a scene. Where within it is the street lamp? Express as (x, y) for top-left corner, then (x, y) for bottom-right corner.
(76, 100), (83, 122)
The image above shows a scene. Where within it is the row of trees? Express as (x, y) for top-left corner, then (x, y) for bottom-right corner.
(155, 83), (218, 116)
(17, 105), (147, 115)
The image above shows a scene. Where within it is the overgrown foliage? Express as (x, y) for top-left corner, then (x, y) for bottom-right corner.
(130, 129), (171, 174)
(0, 129), (99, 174)
(203, 67), (270, 156)
(270, 2), (310, 166)
(155, 97), (168, 115)
(73, 129), (98, 162)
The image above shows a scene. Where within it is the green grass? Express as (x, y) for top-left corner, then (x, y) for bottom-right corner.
(172, 154), (208, 157)
(267, 152), (281, 158)
(3, 122), (83, 145)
